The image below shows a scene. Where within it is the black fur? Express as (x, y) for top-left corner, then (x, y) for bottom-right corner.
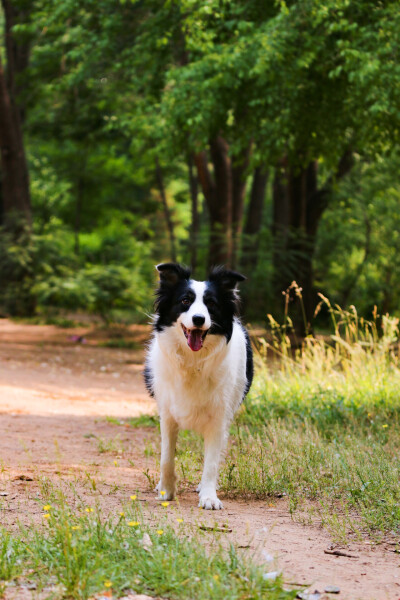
(143, 362), (154, 397)
(242, 324), (254, 399)
(154, 263), (192, 332)
(206, 266), (245, 343)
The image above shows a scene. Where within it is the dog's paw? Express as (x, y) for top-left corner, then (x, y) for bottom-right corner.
(155, 480), (175, 501)
(198, 493), (223, 510)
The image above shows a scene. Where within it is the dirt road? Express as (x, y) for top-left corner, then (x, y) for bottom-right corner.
(0, 319), (398, 600)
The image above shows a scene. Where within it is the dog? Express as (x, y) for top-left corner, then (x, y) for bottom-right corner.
(144, 263), (253, 509)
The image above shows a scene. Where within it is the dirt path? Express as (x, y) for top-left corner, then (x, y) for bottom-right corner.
(0, 319), (399, 600)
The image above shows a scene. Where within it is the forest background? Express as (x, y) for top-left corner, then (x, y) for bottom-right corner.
(1, 0), (400, 329)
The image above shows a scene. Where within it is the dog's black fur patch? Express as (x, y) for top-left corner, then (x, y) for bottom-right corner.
(242, 324), (254, 398)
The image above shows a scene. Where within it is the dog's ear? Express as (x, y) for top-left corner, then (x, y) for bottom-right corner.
(156, 263), (191, 286)
(208, 266), (246, 290)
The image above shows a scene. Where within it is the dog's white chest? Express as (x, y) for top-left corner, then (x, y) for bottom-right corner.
(147, 321), (247, 434)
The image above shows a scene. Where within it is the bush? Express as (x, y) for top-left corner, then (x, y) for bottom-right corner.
(0, 218), (153, 321)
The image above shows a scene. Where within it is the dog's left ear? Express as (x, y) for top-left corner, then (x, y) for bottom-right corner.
(156, 263), (191, 286)
(208, 266), (246, 290)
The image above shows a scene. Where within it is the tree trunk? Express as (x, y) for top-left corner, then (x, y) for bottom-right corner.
(194, 140), (233, 268)
(241, 166), (268, 270)
(2, 0), (31, 123)
(187, 154), (199, 273)
(0, 51), (31, 227)
(272, 154), (353, 332)
(208, 136), (232, 267)
(231, 145), (251, 268)
(0, 0), (31, 228)
(155, 157), (177, 262)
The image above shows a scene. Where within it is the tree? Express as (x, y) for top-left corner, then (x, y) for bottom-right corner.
(0, 0), (32, 227)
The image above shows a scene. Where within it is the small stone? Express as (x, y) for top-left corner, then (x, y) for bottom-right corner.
(297, 593), (321, 600)
(263, 571), (280, 581)
(139, 533), (152, 551)
(325, 586), (340, 594)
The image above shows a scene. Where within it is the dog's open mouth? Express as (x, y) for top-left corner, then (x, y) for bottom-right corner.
(181, 324), (208, 352)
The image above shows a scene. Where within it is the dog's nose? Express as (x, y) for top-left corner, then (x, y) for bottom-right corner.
(192, 314), (205, 327)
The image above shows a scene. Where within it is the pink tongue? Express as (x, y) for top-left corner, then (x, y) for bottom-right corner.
(188, 329), (203, 352)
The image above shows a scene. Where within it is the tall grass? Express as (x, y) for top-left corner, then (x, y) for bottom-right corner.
(217, 296), (400, 540)
(252, 295), (400, 429)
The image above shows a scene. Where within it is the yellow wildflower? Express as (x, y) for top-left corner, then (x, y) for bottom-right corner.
(43, 505), (51, 511)
(104, 581), (112, 588)
(128, 521), (140, 527)
(43, 513), (50, 519)
(156, 529), (163, 535)
(161, 501), (169, 508)
(176, 518), (184, 523)
(130, 495), (137, 500)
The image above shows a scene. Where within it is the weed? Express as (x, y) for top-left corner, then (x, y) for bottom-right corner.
(96, 435), (124, 455)
(143, 468), (156, 490)
(127, 414), (159, 428)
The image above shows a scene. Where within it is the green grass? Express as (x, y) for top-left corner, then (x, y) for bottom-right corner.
(100, 339), (141, 349)
(0, 494), (296, 600)
(128, 414), (160, 428)
(105, 414), (159, 428)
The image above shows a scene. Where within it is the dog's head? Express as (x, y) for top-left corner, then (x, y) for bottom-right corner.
(154, 263), (246, 351)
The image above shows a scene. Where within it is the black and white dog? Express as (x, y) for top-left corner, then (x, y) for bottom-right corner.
(144, 263), (253, 510)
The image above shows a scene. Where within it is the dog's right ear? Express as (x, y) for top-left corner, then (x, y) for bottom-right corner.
(156, 263), (191, 286)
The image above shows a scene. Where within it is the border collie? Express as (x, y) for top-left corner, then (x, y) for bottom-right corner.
(144, 263), (253, 510)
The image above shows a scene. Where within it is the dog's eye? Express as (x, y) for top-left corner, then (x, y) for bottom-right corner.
(207, 300), (217, 309)
(182, 298), (191, 306)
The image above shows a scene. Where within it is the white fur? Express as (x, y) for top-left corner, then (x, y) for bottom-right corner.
(179, 281), (212, 331)
(147, 280), (248, 510)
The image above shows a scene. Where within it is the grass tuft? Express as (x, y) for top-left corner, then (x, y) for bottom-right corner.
(0, 495), (296, 600)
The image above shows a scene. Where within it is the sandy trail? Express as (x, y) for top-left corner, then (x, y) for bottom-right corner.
(0, 319), (398, 600)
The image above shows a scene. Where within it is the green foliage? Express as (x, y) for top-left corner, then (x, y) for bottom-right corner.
(0, 217), (153, 321)
(2, 0), (400, 318)
(316, 151), (400, 315)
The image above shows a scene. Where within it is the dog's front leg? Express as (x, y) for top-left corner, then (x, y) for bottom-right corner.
(198, 426), (226, 510)
(156, 413), (179, 500)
